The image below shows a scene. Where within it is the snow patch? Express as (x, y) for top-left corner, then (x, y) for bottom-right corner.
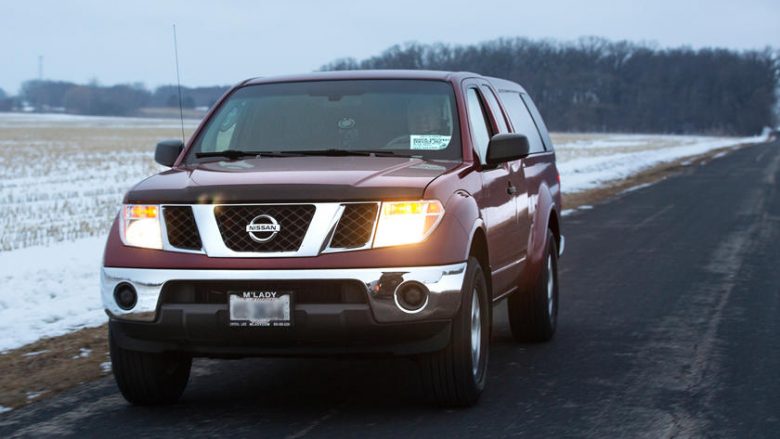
(26, 390), (47, 400)
(22, 349), (50, 357)
(0, 237), (106, 352)
(712, 151), (729, 159)
(620, 182), (656, 195)
(72, 348), (92, 359)
(0, 405), (11, 414)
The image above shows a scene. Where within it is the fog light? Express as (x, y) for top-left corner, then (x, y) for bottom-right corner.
(395, 282), (429, 313)
(114, 283), (138, 310)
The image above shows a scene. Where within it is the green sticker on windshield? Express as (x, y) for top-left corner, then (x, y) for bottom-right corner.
(410, 135), (450, 150)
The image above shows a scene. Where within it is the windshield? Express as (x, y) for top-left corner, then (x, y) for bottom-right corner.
(186, 80), (461, 162)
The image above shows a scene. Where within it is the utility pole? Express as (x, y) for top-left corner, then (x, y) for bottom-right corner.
(38, 55), (43, 81)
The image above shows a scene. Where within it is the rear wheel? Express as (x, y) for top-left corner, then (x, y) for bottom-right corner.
(508, 230), (559, 342)
(420, 257), (490, 407)
(109, 328), (192, 405)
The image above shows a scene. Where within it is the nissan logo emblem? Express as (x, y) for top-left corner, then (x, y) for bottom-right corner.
(245, 214), (281, 243)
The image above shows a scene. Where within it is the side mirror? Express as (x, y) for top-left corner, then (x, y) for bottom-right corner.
(485, 133), (530, 166)
(155, 139), (184, 167)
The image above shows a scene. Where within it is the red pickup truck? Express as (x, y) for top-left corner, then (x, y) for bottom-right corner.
(102, 70), (563, 407)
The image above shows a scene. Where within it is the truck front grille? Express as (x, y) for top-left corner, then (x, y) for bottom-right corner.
(214, 204), (315, 253)
(163, 206), (202, 250)
(330, 203), (379, 248)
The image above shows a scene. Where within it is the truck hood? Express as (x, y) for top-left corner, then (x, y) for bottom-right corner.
(124, 156), (458, 204)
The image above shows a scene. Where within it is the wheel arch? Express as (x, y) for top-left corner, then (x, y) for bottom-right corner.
(547, 207), (561, 252)
(528, 182), (560, 271)
(466, 224), (492, 300)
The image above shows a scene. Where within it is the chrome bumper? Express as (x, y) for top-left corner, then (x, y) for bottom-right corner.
(101, 262), (467, 324)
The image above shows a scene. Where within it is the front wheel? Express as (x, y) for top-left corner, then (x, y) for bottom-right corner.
(419, 257), (490, 407)
(109, 328), (192, 405)
(508, 230), (559, 342)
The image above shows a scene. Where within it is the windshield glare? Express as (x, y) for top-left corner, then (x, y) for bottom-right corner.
(188, 80), (461, 162)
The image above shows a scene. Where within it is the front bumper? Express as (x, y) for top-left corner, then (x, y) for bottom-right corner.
(103, 263), (466, 356)
(101, 262), (467, 324)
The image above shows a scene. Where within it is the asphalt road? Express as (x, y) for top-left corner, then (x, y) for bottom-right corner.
(2, 140), (779, 438)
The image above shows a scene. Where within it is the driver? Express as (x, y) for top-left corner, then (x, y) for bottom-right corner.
(407, 98), (447, 135)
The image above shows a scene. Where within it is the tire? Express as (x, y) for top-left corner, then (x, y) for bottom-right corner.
(109, 328), (192, 405)
(508, 229), (559, 343)
(420, 257), (490, 407)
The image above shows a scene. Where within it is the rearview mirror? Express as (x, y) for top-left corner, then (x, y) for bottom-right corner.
(155, 139), (184, 167)
(485, 133), (530, 166)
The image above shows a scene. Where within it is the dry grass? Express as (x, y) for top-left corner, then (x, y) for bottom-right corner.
(0, 325), (110, 409)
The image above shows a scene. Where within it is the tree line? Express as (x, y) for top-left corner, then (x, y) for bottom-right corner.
(8, 80), (229, 116)
(3, 37), (776, 133)
(322, 37), (779, 135)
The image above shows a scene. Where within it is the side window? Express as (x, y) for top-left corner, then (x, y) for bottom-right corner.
(520, 94), (553, 151)
(499, 92), (545, 154)
(466, 88), (492, 162)
(479, 86), (508, 133)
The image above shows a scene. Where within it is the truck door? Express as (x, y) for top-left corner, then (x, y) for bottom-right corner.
(480, 84), (531, 267)
(463, 81), (525, 296)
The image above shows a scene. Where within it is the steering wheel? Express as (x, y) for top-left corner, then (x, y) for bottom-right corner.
(382, 135), (411, 149)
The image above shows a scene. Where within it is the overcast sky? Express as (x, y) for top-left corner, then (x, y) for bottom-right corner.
(2, 0), (778, 94)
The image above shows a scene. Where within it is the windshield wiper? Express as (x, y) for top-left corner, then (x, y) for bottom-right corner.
(195, 148), (418, 160)
(195, 150), (299, 159)
(293, 149), (417, 158)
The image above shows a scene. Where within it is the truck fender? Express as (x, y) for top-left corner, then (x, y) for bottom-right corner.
(442, 191), (483, 260)
(442, 190), (493, 296)
(526, 182), (558, 280)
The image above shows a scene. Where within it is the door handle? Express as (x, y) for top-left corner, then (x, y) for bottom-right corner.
(506, 182), (517, 195)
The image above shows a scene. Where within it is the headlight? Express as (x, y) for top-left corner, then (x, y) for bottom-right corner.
(373, 200), (444, 248)
(121, 204), (163, 249)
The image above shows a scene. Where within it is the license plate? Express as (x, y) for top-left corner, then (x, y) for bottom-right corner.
(228, 291), (292, 327)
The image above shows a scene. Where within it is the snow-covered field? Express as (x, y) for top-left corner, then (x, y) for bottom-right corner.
(0, 113), (200, 251)
(0, 113), (198, 351)
(554, 133), (766, 193)
(0, 113), (767, 352)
